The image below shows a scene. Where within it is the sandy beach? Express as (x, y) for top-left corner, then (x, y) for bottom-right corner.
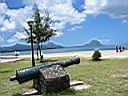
(43, 50), (128, 59)
(0, 58), (22, 63)
(1, 50), (128, 63)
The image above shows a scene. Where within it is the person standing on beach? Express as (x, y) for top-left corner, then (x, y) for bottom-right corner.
(115, 45), (118, 52)
(119, 46), (122, 52)
(122, 47), (125, 51)
(15, 50), (19, 58)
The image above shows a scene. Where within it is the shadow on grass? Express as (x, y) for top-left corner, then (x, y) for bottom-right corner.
(43, 89), (76, 96)
(13, 89), (76, 96)
(12, 93), (22, 96)
(40, 59), (58, 63)
(89, 59), (108, 62)
(0, 70), (12, 73)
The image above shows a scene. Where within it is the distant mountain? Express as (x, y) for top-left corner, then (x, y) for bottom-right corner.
(84, 40), (103, 47)
(1, 44), (31, 51)
(0, 42), (64, 52)
(42, 42), (64, 49)
(70, 40), (115, 50)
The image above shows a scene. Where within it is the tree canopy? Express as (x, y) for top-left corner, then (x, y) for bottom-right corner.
(25, 9), (56, 60)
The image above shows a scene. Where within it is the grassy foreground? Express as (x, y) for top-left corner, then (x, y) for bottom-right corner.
(0, 57), (128, 96)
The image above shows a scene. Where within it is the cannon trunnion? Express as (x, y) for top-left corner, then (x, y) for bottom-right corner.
(10, 56), (80, 93)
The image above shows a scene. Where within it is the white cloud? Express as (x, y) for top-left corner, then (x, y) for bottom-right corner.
(68, 25), (82, 31)
(85, 0), (128, 21)
(0, 2), (34, 32)
(22, 0), (86, 26)
(1, 19), (16, 31)
(0, 35), (4, 44)
(1, 0), (128, 46)
(0, 0), (87, 45)
(0, 2), (7, 16)
(55, 31), (64, 37)
(6, 6), (34, 30)
(0, 2), (7, 27)
(7, 32), (28, 43)
(48, 1), (86, 25)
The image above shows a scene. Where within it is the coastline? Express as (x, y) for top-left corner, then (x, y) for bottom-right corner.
(43, 50), (128, 59)
(0, 50), (128, 63)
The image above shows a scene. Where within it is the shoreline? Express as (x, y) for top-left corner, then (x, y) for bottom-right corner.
(43, 50), (128, 59)
(0, 50), (128, 63)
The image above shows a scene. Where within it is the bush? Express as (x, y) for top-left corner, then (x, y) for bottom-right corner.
(92, 50), (102, 61)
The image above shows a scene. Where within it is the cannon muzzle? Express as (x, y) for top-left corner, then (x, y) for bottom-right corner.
(10, 56), (80, 84)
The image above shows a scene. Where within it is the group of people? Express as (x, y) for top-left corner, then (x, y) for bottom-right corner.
(115, 45), (127, 52)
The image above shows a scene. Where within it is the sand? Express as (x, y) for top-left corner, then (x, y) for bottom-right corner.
(41, 50), (128, 59)
(0, 58), (22, 63)
(0, 50), (128, 63)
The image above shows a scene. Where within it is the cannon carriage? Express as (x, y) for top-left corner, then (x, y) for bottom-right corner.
(10, 56), (80, 93)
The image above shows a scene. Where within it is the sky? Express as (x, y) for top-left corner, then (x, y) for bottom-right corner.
(0, 0), (128, 47)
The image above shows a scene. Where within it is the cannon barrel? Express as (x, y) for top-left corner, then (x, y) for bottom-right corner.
(10, 55), (80, 84)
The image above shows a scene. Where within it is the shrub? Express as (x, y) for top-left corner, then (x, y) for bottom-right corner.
(92, 50), (102, 61)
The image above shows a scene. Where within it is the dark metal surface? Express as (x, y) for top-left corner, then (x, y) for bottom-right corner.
(10, 55), (80, 84)
(34, 65), (70, 93)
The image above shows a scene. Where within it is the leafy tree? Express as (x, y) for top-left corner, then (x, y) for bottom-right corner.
(39, 10), (56, 56)
(24, 27), (39, 59)
(24, 9), (56, 60)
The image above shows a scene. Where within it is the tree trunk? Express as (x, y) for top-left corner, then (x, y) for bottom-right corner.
(36, 43), (39, 60)
(39, 44), (41, 57)
(39, 44), (43, 62)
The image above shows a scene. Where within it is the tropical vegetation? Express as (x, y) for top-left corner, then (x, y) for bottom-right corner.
(24, 9), (56, 60)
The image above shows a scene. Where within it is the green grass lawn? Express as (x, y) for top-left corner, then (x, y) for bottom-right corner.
(0, 57), (128, 96)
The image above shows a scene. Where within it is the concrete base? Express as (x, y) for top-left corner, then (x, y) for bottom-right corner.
(70, 81), (91, 90)
(22, 89), (40, 96)
(22, 81), (91, 95)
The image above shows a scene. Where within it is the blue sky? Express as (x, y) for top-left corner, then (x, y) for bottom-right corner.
(0, 0), (128, 47)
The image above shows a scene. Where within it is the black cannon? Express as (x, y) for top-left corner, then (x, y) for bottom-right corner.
(10, 56), (80, 93)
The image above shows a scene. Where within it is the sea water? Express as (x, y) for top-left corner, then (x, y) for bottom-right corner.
(0, 46), (115, 56)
